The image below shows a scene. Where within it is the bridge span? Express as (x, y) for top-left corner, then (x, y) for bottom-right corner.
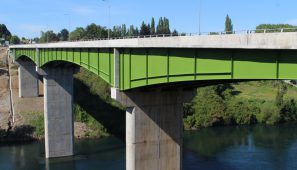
(9, 32), (297, 170)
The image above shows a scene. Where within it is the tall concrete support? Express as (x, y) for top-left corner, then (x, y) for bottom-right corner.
(43, 67), (74, 158)
(17, 60), (39, 98)
(113, 88), (195, 170)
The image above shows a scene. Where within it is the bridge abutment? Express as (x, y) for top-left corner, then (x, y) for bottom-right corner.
(17, 60), (39, 98)
(43, 67), (74, 158)
(112, 88), (195, 170)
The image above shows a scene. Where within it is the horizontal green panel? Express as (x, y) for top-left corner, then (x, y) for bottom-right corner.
(279, 51), (297, 79)
(169, 49), (195, 76)
(148, 49), (168, 78)
(131, 80), (146, 88)
(169, 76), (195, 82)
(197, 74), (232, 80)
(67, 49), (74, 62)
(197, 49), (231, 74)
(148, 77), (168, 85)
(81, 49), (89, 67)
(233, 50), (277, 79)
(89, 49), (99, 74)
(73, 49), (81, 65)
(99, 49), (110, 81)
(131, 49), (146, 81)
(13, 47), (297, 91)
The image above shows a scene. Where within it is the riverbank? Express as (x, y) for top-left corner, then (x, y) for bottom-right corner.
(184, 81), (297, 129)
(0, 48), (115, 143)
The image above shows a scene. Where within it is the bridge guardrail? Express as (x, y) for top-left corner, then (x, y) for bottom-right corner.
(13, 27), (297, 45)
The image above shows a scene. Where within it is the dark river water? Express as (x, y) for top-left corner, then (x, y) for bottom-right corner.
(1, 124), (297, 170)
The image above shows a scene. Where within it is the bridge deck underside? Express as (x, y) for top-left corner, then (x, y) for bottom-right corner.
(13, 48), (297, 90)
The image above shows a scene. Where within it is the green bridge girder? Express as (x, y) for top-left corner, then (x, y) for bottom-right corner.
(12, 48), (297, 91)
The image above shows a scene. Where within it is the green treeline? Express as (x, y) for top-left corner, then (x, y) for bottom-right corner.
(38, 17), (176, 43)
(184, 81), (297, 129)
(4, 15), (297, 45)
(1, 17), (177, 45)
(256, 24), (297, 32)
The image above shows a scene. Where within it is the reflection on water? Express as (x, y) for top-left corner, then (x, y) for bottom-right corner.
(183, 124), (297, 170)
(1, 124), (297, 170)
(0, 137), (125, 170)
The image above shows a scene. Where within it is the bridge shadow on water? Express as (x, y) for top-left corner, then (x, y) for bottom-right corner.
(73, 77), (126, 141)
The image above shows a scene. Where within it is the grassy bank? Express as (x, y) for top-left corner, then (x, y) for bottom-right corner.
(73, 68), (125, 140)
(184, 81), (297, 129)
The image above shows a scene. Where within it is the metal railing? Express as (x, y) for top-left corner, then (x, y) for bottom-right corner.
(17, 27), (297, 45)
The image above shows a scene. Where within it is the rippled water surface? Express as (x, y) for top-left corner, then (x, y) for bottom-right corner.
(1, 124), (297, 170)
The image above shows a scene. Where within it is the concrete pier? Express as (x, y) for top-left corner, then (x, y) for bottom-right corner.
(17, 59), (39, 97)
(114, 88), (195, 170)
(43, 67), (74, 158)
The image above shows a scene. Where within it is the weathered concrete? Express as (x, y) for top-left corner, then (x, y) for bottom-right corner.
(10, 32), (297, 50)
(43, 67), (74, 158)
(113, 88), (195, 170)
(17, 60), (39, 98)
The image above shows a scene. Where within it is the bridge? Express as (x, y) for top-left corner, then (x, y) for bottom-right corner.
(9, 32), (297, 170)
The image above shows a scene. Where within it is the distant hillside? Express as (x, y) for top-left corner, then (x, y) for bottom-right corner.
(184, 80), (297, 129)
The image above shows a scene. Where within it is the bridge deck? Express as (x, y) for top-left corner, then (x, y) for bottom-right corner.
(9, 33), (297, 91)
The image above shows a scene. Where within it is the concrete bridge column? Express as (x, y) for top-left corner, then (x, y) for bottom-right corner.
(113, 88), (195, 170)
(17, 59), (39, 97)
(43, 67), (74, 158)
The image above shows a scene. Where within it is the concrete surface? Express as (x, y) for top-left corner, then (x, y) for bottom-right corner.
(17, 60), (39, 98)
(10, 32), (297, 50)
(115, 88), (195, 170)
(43, 67), (74, 158)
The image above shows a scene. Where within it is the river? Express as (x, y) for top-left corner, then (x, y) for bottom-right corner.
(1, 124), (297, 170)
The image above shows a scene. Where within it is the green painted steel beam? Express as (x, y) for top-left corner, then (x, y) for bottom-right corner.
(12, 48), (297, 91)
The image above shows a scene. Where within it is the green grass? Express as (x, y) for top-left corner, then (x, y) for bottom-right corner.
(233, 81), (297, 102)
(21, 112), (44, 138)
(184, 80), (297, 129)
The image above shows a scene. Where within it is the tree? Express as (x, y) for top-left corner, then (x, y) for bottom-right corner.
(163, 17), (170, 34)
(0, 24), (11, 40)
(121, 24), (127, 37)
(39, 31), (58, 43)
(150, 17), (155, 35)
(172, 29), (178, 36)
(58, 29), (69, 41)
(275, 85), (287, 107)
(128, 25), (135, 36)
(256, 24), (297, 33)
(112, 26), (122, 37)
(135, 27), (140, 36)
(156, 17), (171, 34)
(225, 15), (233, 34)
(69, 27), (85, 40)
(84, 23), (108, 39)
(156, 17), (164, 34)
(10, 35), (20, 44)
(140, 21), (150, 35)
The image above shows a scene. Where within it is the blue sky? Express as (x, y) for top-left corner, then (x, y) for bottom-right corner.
(0, 0), (296, 38)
